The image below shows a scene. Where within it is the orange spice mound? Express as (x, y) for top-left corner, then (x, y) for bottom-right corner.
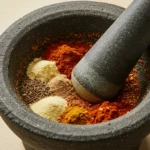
(89, 101), (134, 124)
(42, 41), (92, 78)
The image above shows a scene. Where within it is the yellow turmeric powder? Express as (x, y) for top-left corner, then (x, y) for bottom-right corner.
(59, 106), (89, 125)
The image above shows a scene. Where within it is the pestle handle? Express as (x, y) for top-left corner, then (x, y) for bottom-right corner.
(72, 0), (150, 103)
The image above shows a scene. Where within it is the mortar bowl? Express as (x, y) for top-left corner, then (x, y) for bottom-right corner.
(0, 1), (150, 150)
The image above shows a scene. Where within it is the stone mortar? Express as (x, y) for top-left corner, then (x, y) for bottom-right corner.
(0, 1), (150, 150)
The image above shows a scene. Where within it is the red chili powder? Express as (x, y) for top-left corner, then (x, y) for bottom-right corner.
(42, 41), (92, 78)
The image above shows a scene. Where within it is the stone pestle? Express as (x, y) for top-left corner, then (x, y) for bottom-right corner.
(72, 0), (150, 103)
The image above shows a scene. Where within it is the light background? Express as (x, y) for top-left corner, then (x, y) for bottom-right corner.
(0, 0), (150, 150)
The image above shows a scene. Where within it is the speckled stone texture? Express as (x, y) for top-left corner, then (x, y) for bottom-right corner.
(0, 1), (150, 150)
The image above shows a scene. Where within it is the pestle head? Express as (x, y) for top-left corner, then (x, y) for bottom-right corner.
(71, 57), (122, 103)
(71, 0), (150, 103)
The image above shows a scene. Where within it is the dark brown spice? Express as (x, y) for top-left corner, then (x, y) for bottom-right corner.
(20, 77), (51, 104)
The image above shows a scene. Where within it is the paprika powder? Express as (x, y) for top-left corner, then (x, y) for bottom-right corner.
(42, 41), (92, 78)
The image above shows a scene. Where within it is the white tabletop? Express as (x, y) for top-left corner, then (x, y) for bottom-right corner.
(0, 0), (150, 150)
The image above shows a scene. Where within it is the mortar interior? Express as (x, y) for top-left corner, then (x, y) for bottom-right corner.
(6, 10), (150, 127)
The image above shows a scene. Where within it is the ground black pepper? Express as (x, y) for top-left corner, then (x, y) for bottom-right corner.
(20, 77), (51, 104)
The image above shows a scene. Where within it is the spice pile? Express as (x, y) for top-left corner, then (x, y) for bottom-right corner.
(42, 41), (92, 78)
(17, 40), (140, 125)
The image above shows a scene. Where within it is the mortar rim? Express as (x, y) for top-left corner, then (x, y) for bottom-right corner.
(0, 1), (150, 142)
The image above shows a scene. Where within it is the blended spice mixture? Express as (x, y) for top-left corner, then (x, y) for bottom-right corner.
(17, 40), (140, 125)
